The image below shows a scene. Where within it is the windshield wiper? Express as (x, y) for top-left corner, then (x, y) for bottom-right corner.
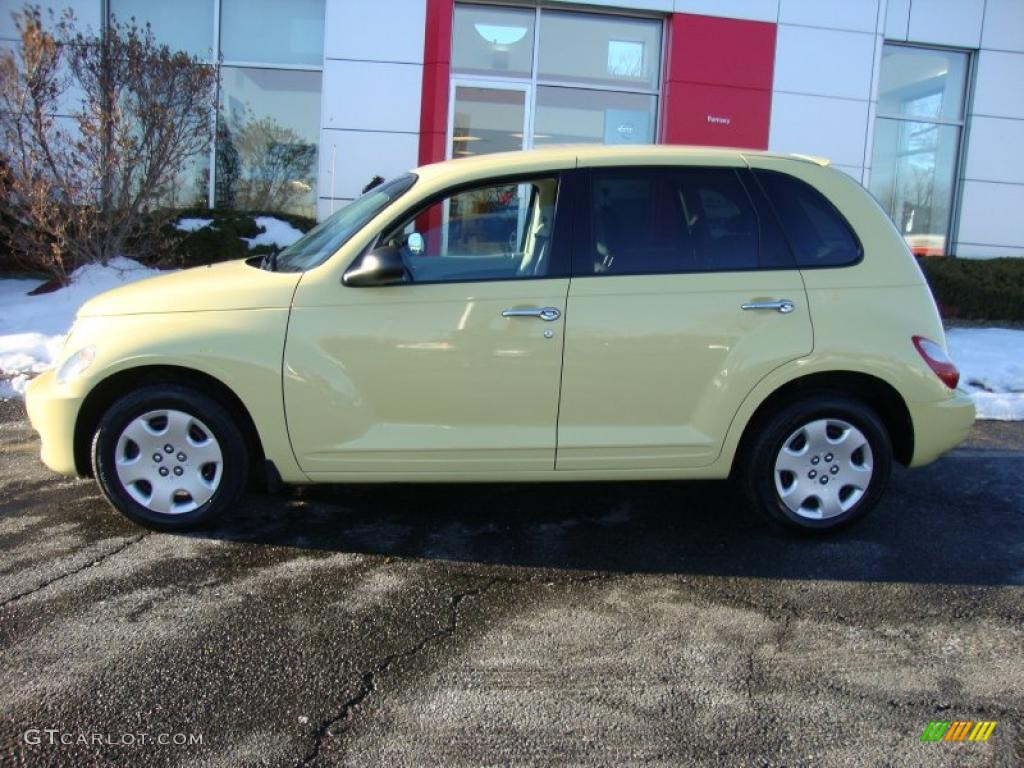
(261, 251), (278, 271)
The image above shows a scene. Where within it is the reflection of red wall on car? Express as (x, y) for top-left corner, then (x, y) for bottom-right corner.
(661, 14), (776, 150)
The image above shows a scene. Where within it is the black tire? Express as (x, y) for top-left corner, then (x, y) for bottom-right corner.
(92, 384), (249, 531)
(739, 394), (893, 532)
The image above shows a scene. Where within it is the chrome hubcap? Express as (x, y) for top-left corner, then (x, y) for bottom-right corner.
(114, 409), (223, 515)
(773, 418), (873, 520)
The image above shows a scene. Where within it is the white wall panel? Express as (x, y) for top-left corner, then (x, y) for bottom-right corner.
(973, 51), (1024, 120)
(982, 0), (1024, 53)
(884, 0), (910, 40)
(955, 243), (1024, 258)
(956, 181), (1024, 249)
(322, 60), (422, 133)
(907, 0), (984, 48)
(768, 92), (869, 167)
(549, 0), (673, 13)
(964, 117), (1024, 185)
(318, 128), (419, 201)
(324, 0), (426, 63)
(672, 0), (778, 22)
(774, 25), (875, 100)
(779, 0), (878, 34)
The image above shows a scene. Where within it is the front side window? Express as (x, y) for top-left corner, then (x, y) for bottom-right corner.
(273, 174), (416, 272)
(585, 168), (763, 276)
(869, 44), (969, 256)
(379, 177), (560, 283)
(754, 171), (861, 268)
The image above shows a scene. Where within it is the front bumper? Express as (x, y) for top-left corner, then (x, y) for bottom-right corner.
(25, 369), (85, 476)
(908, 389), (976, 467)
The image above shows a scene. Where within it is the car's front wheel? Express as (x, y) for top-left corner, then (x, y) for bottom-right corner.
(741, 395), (893, 532)
(92, 385), (248, 530)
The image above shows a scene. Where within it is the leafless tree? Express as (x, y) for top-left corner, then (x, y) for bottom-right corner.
(0, 6), (217, 284)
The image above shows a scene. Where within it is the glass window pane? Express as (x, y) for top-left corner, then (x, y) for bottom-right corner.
(877, 45), (968, 122)
(535, 87), (656, 146)
(587, 168), (759, 275)
(452, 4), (535, 78)
(381, 179), (559, 283)
(218, 67), (321, 217)
(538, 12), (661, 90)
(110, 0), (213, 57)
(452, 86), (526, 157)
(220, 0), (324, 65)
(756, 171), (861, 267)
(869, 118), (960, 256)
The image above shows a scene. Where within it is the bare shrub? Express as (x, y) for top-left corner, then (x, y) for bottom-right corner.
(0, 6), (217, 283)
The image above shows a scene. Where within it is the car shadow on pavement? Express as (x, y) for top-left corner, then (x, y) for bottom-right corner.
(198, 456), (1024, 587)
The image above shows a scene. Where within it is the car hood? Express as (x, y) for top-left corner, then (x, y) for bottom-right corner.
(78, 259), (303, 318)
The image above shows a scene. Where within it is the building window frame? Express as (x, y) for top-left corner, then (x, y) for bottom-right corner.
(105, 0), (324, 213)
(447, 2), (665, 160)
(871, 41), (974, 257)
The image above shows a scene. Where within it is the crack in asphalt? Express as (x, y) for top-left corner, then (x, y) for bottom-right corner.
(0, 533), (148, 609)
(295, 570), (622, 767)
(296, 576), (502, 767)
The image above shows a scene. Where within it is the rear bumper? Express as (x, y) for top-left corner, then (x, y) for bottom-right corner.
(25, 370), (84, 476)
(908, 390), (976, 467)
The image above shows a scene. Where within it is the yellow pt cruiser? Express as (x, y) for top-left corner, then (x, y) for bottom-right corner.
(26, 146), (975, 533)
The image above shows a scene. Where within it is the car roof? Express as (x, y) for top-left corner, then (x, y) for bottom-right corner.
(413, 144), (831, 186)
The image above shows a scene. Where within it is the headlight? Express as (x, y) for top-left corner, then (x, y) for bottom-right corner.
(56, 345), (96, 384)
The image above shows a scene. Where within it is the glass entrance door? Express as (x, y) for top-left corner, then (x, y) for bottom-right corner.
(448, 81), (530, 159)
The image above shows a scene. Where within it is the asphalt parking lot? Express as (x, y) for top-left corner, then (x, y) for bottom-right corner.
(1, 398), (1022, 767)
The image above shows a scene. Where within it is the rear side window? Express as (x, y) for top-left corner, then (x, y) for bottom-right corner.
(585, 167), (766, 275)
(754, 170), (862, 267)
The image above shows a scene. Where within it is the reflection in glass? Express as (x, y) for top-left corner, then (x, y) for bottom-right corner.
(877, 46), (968, 122)
(451, 86), (526, 157)
(534, 87), (656, 145)
(109, 0), (214, 57)
(870, 118), (960, 256)
(220, 0), (325, 65)
(218, 67), (321, 217)
(452, 4), (535, 77)
(539, 11), (661, 90)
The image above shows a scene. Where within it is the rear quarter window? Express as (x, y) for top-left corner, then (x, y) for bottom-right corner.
(754, 170), (862, 268)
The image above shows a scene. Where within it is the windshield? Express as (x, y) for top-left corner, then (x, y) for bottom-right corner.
(269, 173), (417, 272)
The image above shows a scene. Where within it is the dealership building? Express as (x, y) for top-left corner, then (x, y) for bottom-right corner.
(2, 0), (1022, 258)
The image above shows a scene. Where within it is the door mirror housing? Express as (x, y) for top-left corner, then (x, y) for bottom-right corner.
(343, 245), (407, 287)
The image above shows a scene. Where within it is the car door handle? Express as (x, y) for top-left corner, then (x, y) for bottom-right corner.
(741, 300), (795, 314)
(502, 307), (561, 321)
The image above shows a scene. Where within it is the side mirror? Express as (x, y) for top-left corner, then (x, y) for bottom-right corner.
(407, 232), (425, 257)
(342, 245), (407, 287)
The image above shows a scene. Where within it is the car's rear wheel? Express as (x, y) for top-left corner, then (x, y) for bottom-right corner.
(92, 385), (248, 531)
(740, 395), (893, 532)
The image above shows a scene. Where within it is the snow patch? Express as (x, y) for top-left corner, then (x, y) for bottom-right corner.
(0, 258), (167, 398)
(175, 217), (213, 232)
(244, 217), (304, 249)
(947, 328), (1024, 420)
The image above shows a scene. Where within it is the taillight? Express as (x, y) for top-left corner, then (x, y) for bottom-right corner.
(912, 335), (960, 389)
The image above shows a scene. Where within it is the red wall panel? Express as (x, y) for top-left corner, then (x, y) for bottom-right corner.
(419, 0), (454, 165)
(662, 81), (773, 148)
(662, 14), (776, 150)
